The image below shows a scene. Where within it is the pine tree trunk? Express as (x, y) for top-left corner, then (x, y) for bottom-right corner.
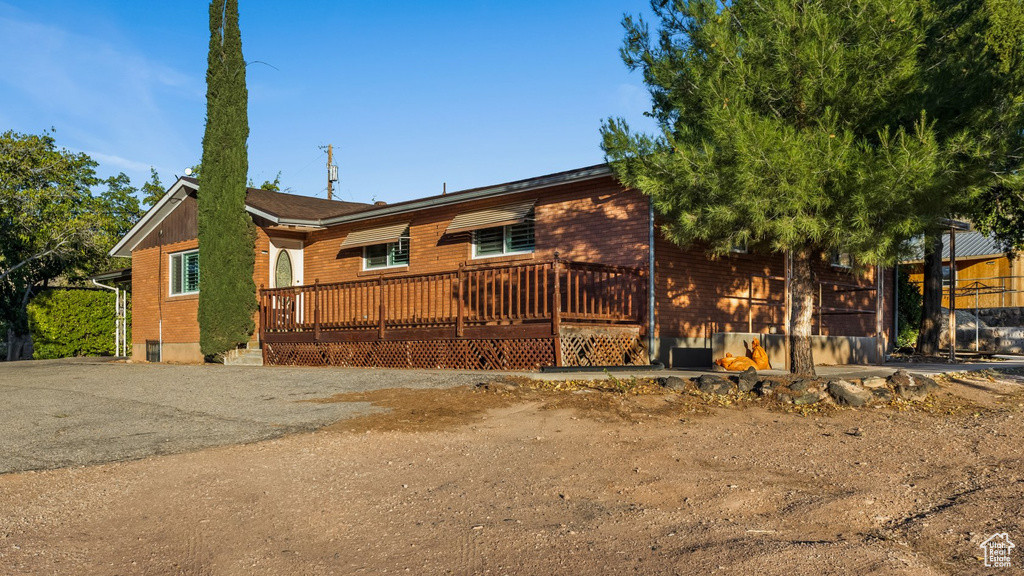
(789, 247), (816, 376)
(917, 233), (943, 355)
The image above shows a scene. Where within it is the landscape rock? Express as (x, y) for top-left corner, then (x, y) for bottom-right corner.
(896, 384), (930, 402)
(793, 392), (821, 406)
(914, 375), (940, 393)
(754, 378), (784, 397)
(660, 376), (689, 392)
(696, 374), (733, 395)
(737, 368), (759, 392)
(861, 377), (888, 390)
(888, 369), (915, 390)
(871, 387), (894, 403)
(827, 380), (873, 407)
(790, 379), (813, 392)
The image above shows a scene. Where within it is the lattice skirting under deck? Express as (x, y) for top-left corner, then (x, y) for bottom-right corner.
(264, 338), (556, 370)
(264, 331), (647, 370)
(559, 332), (648, 367)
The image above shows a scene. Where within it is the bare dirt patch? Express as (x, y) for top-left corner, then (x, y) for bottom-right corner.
(1, 371), (1022, 575)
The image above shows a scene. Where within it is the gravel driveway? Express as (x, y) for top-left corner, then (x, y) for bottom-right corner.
(0, 358), (486, 474)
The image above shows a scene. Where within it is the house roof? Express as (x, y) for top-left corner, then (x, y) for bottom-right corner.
(110, 164), (616, 258)
(110, 178), (373, 258)
(179, 177), (372, 221)
(906, 231), (1005, 263)
(89, 267), (132, 284)
(319, 164), (612, 226)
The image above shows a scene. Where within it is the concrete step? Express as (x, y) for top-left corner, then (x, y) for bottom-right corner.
(223, 346), (264, 366)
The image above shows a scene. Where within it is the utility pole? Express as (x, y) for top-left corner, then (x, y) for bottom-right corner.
(320, 144), (339, 200)
(327, 144), (334, 201)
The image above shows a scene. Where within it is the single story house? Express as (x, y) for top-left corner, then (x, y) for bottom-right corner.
(110, 164), (894, 369)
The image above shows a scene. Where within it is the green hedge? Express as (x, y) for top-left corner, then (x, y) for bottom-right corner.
(28, 289), (129, 359)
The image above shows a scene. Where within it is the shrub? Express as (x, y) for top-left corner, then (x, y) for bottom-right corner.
(28, 289), (126, 359)
(897, 268), (922, 349)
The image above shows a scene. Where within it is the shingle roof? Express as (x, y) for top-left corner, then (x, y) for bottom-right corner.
(179, 176), (372, 221)
(245, 187), (372, 220)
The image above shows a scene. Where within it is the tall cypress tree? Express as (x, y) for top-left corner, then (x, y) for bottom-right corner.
(198, 0), (255, 358)
(602, 0), (942, 375)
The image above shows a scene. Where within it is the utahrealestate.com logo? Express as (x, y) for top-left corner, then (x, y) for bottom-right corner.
(980, 533), (1015, 568)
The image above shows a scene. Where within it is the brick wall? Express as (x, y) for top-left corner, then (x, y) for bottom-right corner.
(302, 176), (651, 283)
(131, 225), (276, 362)
(653, 234), (894, 341)
(130, 239), (201, 362)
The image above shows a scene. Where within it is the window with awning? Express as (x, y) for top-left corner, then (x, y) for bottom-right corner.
(340, 222), (412, 249)
(445, 200), (536, 233)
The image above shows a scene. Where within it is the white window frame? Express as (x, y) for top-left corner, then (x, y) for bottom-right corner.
(362, 234), (410, 270)
(471, 216), (535, 260)
(169, 249), (200, 296)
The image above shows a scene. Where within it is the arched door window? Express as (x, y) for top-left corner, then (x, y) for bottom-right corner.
(275, 250), (293, 287)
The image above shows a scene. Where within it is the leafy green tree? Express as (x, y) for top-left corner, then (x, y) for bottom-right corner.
(602, 0), (943, 374)
(140, 167), (164, 208)
(0, 130), (142, 359)
(252, 171), (282, 192)
(197, 0), (256, 358)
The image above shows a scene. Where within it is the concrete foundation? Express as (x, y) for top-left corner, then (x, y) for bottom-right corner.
(659, 332), (882, 368)
(131, 342), (203, 364)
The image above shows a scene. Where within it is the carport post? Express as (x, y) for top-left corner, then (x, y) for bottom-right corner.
(948, 226), (957, 362)
(875, 265), (884, 365)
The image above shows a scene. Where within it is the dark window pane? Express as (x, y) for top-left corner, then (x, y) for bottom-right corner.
(507, 220), (534, 253)
(390, 237), (409, 266)
(475, 227), (504, 255)
(365, 244), (388, 268)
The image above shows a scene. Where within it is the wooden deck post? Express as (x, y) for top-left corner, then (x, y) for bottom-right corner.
(457, 264), (465, 338)
(552, 254), (563, 367)
(258, 284), (265, 344)
(313, 278), (321, 342)
(378, 274), (386, 340)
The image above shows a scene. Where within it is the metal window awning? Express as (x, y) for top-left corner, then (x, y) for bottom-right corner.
(340, 222), (410, 248)
(445, 200), (536, 233)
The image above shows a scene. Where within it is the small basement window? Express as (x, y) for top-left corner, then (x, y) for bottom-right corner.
(170, 250), (200, 295)
(473, 210), (535, 258)
(146, 340), (161, 363)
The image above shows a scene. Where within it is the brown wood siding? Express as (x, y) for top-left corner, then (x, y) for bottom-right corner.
(904, 255), (1024, 308)
(136, 193), (198, 250)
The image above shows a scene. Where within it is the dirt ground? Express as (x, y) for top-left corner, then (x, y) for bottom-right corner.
(1, 370), (1022, 575)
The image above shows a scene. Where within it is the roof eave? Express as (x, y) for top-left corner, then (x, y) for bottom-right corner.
(320, 164), (613, 227)
(109, 177), (198, 258)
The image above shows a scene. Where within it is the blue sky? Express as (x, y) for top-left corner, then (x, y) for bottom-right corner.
(0, 1), (657, 205)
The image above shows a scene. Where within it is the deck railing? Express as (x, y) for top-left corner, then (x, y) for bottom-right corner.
(259, 258), (646, 339)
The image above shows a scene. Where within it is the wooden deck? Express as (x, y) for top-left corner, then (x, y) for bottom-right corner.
(259, 259), (648, 370)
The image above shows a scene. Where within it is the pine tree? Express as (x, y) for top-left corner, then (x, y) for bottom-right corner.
(602, 0), (943, 375)
(197, 0), (255, 358)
